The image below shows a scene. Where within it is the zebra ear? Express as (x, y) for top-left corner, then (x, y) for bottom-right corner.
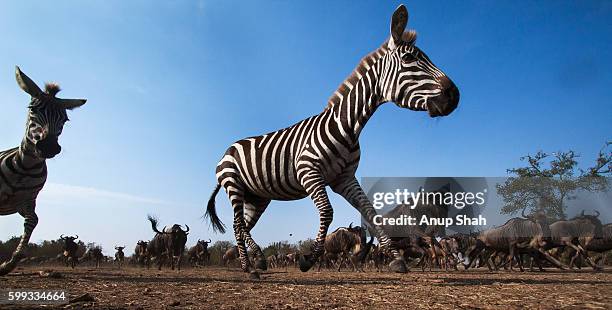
(15, 66), (44, 98)
(57, 98), (87, 110)
(389, 5), (408, 50)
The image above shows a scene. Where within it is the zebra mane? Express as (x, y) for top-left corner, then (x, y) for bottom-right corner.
(324, 30), (417, 111)
(44, 83), (61, 97)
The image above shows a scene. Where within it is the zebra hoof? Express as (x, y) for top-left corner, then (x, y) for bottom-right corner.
(298, 255), (313, 272)
(255, 258), (268, 271)
(0, 261), (16, 276)
(389, 258), (408, 273)
(249, 271), (261, 280)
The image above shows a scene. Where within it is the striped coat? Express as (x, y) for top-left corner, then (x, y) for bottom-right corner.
(206, 4), (459, 278)
(0, 67), (86, 276)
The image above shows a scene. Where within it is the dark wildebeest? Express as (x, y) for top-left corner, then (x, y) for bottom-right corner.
(188, 239), (211, 267)
(317, 224), (368, 272)
(465, 209), (563, 272)
(585, 223), (612, 266)
(134, 240), (150, 268)
(60, 235), (80, 268)
(147, 215), (189, 271)
(114, 246), (125, 269)
(548, 210), (604, 270)
(222, 246), (238, 269)
(81, 246), (104, 268)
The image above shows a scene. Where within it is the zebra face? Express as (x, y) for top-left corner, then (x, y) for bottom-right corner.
(26, 98), (69, 158)
(16, 66), (86, 159)
(382, 5), (459, 118)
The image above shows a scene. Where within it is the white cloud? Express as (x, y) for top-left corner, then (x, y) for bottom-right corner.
(39, 182), (172, 206)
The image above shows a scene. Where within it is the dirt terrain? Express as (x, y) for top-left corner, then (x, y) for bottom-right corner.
(0, 265), (610, 309)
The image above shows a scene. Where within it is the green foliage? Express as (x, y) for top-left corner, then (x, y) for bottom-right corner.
(207, 240), (234, 265)
(262, 240), (297, 257)
(498, 142), (611, 220)
(297, 238), (316, 254)
(0, 237), (86, 261)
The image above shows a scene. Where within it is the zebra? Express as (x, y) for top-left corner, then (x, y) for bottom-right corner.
(0, 67), (86, 276)
(205, 4), (459, 279)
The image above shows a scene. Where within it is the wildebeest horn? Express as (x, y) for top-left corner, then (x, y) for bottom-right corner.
(60, 234), (65, 239)
(349, 222), (353, 229)
(208, 239), (212, 243)
(594, 209), (600, 217)
(74, 235), (79, 240)
(184, 224), (190, 233)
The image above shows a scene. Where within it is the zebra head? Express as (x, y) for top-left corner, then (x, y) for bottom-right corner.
(15, 66), (87, 159)
(380, 5), (459, 117)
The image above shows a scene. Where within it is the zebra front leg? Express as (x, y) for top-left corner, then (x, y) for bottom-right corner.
(331, 177), (408, 273)
(0, 202), (38, 276)
(297, 174), (333, 272)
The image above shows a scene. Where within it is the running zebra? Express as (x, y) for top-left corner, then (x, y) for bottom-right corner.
(206, 5), (459, 279)
(0, 67), (86, 275)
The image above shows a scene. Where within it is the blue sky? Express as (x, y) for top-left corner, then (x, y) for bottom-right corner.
(0, 1), (610, 255)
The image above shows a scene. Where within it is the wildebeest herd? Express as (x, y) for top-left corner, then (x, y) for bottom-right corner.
(15, 207), (608, 277)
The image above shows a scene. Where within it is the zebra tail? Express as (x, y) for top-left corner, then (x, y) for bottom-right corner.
(205, 183), (226, 234)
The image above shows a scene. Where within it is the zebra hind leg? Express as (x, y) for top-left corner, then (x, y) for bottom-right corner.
(228, 192), (259, 279)
(0, 204), (38, 276)
(243, 197), (271, 271)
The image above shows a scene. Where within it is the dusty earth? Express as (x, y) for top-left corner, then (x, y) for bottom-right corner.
(0, 265), (610, 309)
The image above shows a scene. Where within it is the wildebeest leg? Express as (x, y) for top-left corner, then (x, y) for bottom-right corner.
(576, 244), (600, 270)
(486, 250), (497, 271)
(336, 254), (344, 272)
(243, 197), (271, 271)
(331, 177), (407, 273)
(536, 248), (566, 270)
(157, 254), (164, 271)
(516, 253), (524, 272)
(0, 202), (38, 276)
(566, 242), (598, 270)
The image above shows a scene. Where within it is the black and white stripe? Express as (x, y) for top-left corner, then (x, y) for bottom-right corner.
(206, 5), (459, 277)
(0, 66), (85, 276)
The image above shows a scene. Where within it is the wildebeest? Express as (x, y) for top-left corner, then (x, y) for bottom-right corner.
(134, 240), (150, 268)
(422, 237), (460, 271)
(548, 210), (604, 270)
(188, 239), (211, 267)
(585, 223), (612, 266)
(147, 215), (189, 271)
(317, 224), (367, 272)
(114, 246), (125, 269)
(465, 209), (563, 271)
(81, 246), (104, 268)
(439, 237), (462, 267)
(60, 235), (80, 268)
(222, 246), (238, 269)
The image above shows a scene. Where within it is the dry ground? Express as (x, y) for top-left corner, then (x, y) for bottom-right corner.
(0, 265), (610, 309)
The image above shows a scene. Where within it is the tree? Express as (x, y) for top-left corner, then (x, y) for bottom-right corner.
(498, 142), (611, 220)
(262, 241), (297, 257)
(208, 240), (234, 265)
(297, 238), (316, 254)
